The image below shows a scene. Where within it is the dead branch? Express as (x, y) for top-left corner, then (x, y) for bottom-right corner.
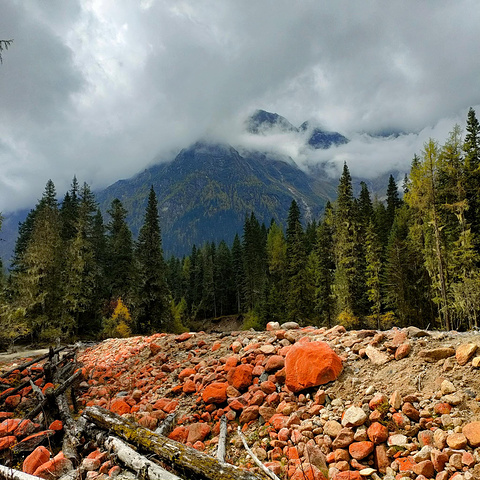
(155, 411), (178, 437)
(0, 463), (42, 480)
(237, 427), (280, 480)
(216, 415), (227, 463)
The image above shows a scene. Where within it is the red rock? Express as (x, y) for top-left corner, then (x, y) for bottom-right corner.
(23, 446), (50, 475)
(48, 420), (63, 432)
(149, 342), (162, 355)
(227, 364), (254, 391)
(42, 383), (55, 395)
(178, 367), (196, 380)
(270, 414), (289, 431)
(462, 421), (480, 447)
(168, 426), (188, 443)
(182, 380), (196, 394)
(392, 412), (409, 428)
(0, 418), (22, 436)
(4, 394), (21, 409)
(187, 423), (211, 443)
(396, 456), (416, 472)
(291, 463), (326, 480)
(259, 406), (276, 421)
(334, 471), (361, 480)
(413, 460), (434, 478)
(109, 398), (131, 415)
(332, 428), (355, 449)
(82, 457), (101, 471)
(34, 454), (73, 480)
(367, 422), (388, 444)
(395, 343), (411, 360)
(418, 430), (434, 447)
(260, 380), (276, 394)
(265, 355), (285, 372)
(99, 460), (112, 474)
(0, 435), (16, 451)
(462, 451), (475, 468)
(285, 342), (342, 393)
(431, 449), (448, 472)
(434, 402), (451, 415)
(163, 400), (178, 413)
(138, 415), (157, 430)
(202, 382), (227, 404)
(368, 393), (388, 411)
(402, 402), (420, 421)
(108, 465), (121, 477)
(239, 405), (260, 423)
(175, 332), (192, 342)
(374, 444), (389, 474)
(14, 419), (37, 438)
(0, 412), (14, 421)
(348, 441), (373, 460)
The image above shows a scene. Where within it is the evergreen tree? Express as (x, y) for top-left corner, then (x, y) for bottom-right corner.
(365, 220), (382, 327)
(311, 202), (335, 326)
(63, 183), (101, 335)
(215, 240), (234, 316)
(333, 163), (364, 320)
(14, 180), (64, 340)
(134, 187), (170, 333)
(386, 175), (402, 232)
(231, 234), (244, 314)
(105, 199), (134, 300)
(285, 200), (312, 322)
(60, 176), (80, 242)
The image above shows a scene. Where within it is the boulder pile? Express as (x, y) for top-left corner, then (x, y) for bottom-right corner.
(0, 323), (479, 480)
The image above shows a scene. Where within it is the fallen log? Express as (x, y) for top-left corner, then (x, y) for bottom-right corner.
(84, 406), (268, 480)
(105, 436), (182, 480)
(0, 463), (42, 480)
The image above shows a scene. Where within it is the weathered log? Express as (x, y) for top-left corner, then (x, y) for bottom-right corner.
(216, 415), (227, 463)
(0, 346), (67, 378)
(237, 427), (281, 480)
(0, 464), (43, 480)
(27, 369), (83, 420)
(55, 393), (79, 465)
(105, 436), (182, 480)
(84, 406), (268, 480)
(155, 411), (178, 437)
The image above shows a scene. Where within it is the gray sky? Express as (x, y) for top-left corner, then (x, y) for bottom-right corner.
(1, 0), (479, 212)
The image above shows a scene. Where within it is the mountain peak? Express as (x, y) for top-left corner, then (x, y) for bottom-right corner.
(246, 109), (298, 134)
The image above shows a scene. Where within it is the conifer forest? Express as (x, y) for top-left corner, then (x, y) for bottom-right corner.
(1, 108), (480, 346)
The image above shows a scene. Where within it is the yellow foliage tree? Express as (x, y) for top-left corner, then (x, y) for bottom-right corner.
(102, 298), (132, 338)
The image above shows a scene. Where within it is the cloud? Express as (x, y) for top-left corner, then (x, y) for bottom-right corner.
(0, 1), (479, 212)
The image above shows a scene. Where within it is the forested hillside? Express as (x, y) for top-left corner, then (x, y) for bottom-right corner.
(0, 108), (479, 347)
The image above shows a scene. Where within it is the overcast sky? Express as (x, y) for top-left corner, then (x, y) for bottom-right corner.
(1, 0), (479, 213)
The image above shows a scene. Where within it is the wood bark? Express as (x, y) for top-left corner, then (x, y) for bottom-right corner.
(155, 411), (178, 437)
(84, 406), (268, 480)
(216, 415), (227, 463)
(105, 436), (182, 480)
(0, 464), (42, 480)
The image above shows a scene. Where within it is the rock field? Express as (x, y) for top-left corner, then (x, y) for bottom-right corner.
(1, 322), (480, 480)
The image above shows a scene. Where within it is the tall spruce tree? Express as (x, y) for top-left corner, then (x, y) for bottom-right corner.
(231, 234), (244, 314)
(134, 187), (170, 333)
(333, 163), (363, 320)
(386, 175), (402, 233)
(106, 199), (134, 300)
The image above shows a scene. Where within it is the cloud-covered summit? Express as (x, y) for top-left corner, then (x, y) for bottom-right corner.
(0, 1), (479, 212)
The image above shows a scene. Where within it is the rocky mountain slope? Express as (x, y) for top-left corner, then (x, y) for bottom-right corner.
(1, 325), (479, 479)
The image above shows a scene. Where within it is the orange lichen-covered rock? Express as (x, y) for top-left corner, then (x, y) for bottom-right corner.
(227, 364), (254, 391)
(23, 446), (50, 475)
(33, 452), (73, 480)
(0, 435), (16, 451)
(187, 423), (211, 443)
(285, 341), (342, 393)
(109, 399), (131, 416)
(202, 382), (228, 404)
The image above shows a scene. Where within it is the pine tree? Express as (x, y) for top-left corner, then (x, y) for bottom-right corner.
(134, 186), (170, 333)
(215, 240), (234, 316)
(14, 180), (64, 340)
(365, 220), (382, 328)
(60, 176), (80, 242)
(333, 163), (364, 321)
(63, 183), (102, 335)
(231, 234), (244, 314)
(106, 199), (134, 300)
(386, 175), (402, 232)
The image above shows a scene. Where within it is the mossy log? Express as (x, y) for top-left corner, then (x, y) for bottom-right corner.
(84, 406), (268, 480)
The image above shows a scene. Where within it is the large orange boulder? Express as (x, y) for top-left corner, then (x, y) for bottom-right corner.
(202, 382), (228, 404)
(285, 341), (342, 393)
(227, 364), (254, 391)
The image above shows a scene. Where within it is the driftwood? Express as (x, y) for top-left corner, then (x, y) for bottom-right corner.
(216, 415), (227, 463)
(0, 464), (42, 480)
(237, 427), (281, 480)
(84, 406), (268, 480)
(56, 393), (79, 465)
(27, 369), (82, 420)
(105, 436), (182, 480)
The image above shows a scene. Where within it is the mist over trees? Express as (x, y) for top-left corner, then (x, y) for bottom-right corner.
(1, 108), (480, 345)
